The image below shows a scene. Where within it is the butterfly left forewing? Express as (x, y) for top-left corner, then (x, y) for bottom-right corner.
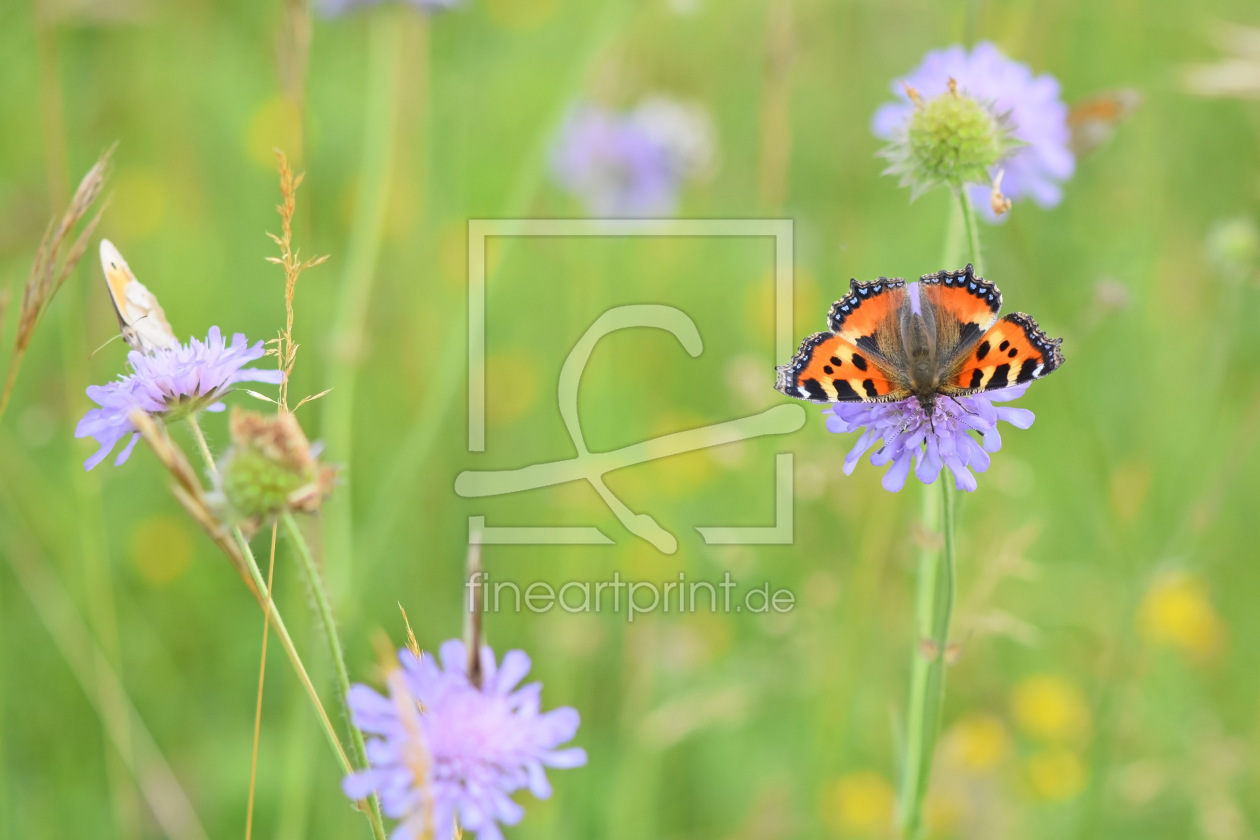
(100, 239), (178, 352)
(944, 312), (1064, 394)
(777, 276), (914, 403)
(775, 330), (910, 402)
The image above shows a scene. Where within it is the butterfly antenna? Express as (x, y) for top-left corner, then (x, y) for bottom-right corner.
(948, 395), (979, 416)
(88, 333), (126, 360)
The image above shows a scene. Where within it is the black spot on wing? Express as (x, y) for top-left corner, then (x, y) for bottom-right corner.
(969, 369), (984, 389)
(862, 379), (878, 397)
(975, 340), (990, 362)
(1004, 312), (1066, 374)
(988, 363), (1010, 389)
(1017, 358), (1038, 382)
(832, 379), (860, 400)
(801, 378), (827, 401)
(998, 340), (1010, 351)
(850, 353), (868, 371)
(829, 356), (842, 367)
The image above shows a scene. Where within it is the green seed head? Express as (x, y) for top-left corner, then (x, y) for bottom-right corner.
(217, 408), (336, 521)
(880, 79), (1016, 199)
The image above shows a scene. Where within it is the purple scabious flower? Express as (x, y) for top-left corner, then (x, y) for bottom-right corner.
(75, 327), (284, 470)
(827, 385), (1035, 492)
(343, 640), (587, 840)
(550, 98), (713, 217)
(550, 105), (679, 217)
(872, 42), (1074, 217)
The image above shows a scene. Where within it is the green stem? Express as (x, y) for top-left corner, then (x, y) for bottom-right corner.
(187, 416), (216, 471)
(280, 511), (378, 833)
(898, 191), (975, 838)
(941, 194), (964, 271)
(959, 187), (983, 276)
(187, 419), (386, 840)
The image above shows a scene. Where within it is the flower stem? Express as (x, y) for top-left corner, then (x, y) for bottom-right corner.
(280, 511), (380, 835)
(186, 417), (386, 840)
(187, 416), (216, 473)
(898, 191), (973, 838)
(959, 187), (983, 275)
(898, 481), (956, 838)
(244, 522), (277, 840)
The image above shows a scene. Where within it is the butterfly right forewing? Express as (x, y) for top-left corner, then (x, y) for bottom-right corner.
(944, 312), (1064, 394)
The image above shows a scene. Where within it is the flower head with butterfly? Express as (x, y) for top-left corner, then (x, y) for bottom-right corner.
(776, 265), (1063, 492)
(75, 241), (283, 470)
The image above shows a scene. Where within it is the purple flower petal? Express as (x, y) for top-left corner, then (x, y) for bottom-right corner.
(75, 328), (283, 470)
(343, 643), (585, 840)
(873, 42), (1074, 216)
(550, 98), (712, 218)
(827, 382), (1039, 493)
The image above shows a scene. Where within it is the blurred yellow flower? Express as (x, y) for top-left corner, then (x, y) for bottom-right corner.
(1010, 674), (1091, 744)
(245, 96), (303, 170)
(1024, 746), (1086, 801)
(129, 515), (193, 586)
(485, 349), (541, 427)
(942, 712), (1011, 773)
(1138, 571), (1225, 660)
(820, 771), (895, 835)
(485, 0), (557, 30)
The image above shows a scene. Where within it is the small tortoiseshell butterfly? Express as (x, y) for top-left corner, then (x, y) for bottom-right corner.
(99, 239), (179, 353)
(775, 265), (1064, 412)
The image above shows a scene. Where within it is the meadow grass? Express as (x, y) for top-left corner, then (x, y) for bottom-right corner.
(2, 1), (1260, 838)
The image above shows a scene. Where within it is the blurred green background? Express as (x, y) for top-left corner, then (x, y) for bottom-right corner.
(3, 0), (1260, 837)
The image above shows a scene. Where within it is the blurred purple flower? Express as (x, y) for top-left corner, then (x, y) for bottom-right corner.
(872, 42), (1074, 217)
(827, 384), (1035, 492)
(318, 0), (458, 16)
(75, 327), (284, 470)
(550, 98), (714, 217)
(343, 640), (586, 840)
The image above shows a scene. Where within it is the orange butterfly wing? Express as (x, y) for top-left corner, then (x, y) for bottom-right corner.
(949, 313), (1064, 392)
(776, 278), (911, 403)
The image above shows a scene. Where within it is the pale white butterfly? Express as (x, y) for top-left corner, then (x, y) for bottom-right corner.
(99, 239), (178, 353)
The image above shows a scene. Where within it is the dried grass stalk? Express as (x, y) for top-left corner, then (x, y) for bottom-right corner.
(0, 144), (115, 417)
(129, 411), (258, 599)
(266, 149), (328, 411)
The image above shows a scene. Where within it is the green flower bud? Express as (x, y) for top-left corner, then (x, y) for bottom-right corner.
(880, 79), (1016, 199)
(217, 408), (336, 521)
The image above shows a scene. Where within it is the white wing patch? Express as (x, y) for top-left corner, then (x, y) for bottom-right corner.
(100, 239), (178, 352)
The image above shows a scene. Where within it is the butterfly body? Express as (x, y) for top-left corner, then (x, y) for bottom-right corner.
(99, 239), (178, 353)
(776, 265), (1063, 413)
